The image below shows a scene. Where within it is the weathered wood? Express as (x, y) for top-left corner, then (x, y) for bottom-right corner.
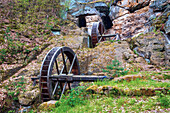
(98, 34), (116, 38)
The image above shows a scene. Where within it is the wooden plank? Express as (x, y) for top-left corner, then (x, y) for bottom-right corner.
(98, 34), (116, 38)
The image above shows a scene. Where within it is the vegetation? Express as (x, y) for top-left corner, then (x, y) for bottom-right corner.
(102, 59), (129, 78)
(33, 78), (170, 113)
(0, 76), (26, 112)
(0, 0), (68, 64)
(156, 91), (170, 108)
(50, 95), (170, 113)
(101, 78), (168, 87)
(60, 86), (87, 107)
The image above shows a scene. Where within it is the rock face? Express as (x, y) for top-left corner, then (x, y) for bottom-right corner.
(67, 0), (170, 40)
(149, 0), (169, 12)
(78, 39), (157, 74)
(130, 32), (166, 66)
(109, 6), (150, 39)
(109, 6), (129, 20)
(113, 0), (150, 13)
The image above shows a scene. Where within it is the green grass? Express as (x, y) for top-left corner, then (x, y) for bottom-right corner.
(92, 79), (170, 90)
(51, 95), (170, 113)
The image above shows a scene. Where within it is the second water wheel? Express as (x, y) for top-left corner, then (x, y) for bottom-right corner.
(91, 22), (105, 47)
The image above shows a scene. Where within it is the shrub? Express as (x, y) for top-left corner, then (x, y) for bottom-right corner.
(156, 91), (170, 108)
(60, 86), (87, 107)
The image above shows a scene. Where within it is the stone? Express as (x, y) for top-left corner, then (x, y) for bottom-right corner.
(94, 2), (109, 15)
(109, 86), (122, 95)
(123, 52), (131, 60)
(149, 0), (169, 12)
(165, 41), (170, 68)
(38, 100), (58, 112)
(113, 74), (143, 82)
(135, 57), (146, 63)
(82, 37), (88, 48)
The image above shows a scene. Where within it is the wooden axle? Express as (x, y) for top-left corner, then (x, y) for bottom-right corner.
(32, 74), (111, 84)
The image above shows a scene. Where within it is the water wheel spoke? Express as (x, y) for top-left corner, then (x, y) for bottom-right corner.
(98, 36), (103, 43)
(68, 54), (77, 74)
(60, 57), (68, 75)
(60, 82), (67, 100)
(52, 81), (59, 98)
(61, 49), (68, 75)
(55, 60), (60, 75)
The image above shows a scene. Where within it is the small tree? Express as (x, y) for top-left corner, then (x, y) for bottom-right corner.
(102, 59), (128, 78)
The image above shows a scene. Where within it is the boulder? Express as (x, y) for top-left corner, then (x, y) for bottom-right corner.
(18, 87), (40, 106)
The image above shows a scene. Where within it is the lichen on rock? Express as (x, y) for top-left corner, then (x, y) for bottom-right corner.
(38, 100), (58, 112)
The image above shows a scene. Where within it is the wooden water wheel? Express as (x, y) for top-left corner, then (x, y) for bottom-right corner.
(39, 47), (80, 102)
(91, 22), (105, 47)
